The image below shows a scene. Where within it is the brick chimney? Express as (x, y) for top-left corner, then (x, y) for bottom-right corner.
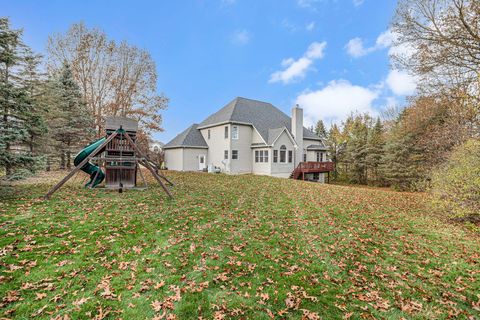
(291, 105), (303, 167)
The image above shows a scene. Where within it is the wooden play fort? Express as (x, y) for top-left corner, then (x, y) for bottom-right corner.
(44, 117), (173, 199)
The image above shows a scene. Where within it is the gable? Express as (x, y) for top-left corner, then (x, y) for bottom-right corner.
(272, 130), (296, 148)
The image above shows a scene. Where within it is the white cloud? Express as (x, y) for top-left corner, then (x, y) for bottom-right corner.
(269, 41), (326, 84)
(386, 69), (417, 96)
(295, 80), (379, 126)
(345, 29), (395, 58)
(230, 29), (250, 45)
(376, 30), (393, 48)
(306, 21), (315, 31)
(353, 0), (364, 6)
(346, 38), (370, 57)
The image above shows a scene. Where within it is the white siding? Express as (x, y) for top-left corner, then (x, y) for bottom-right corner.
(306, 150), (326, 162)
(183, 148), (208, 171)
(252, 148), (271, 175)
(270, 131), (295, 177)
(200, 125), (231, 173)
(230, 124), (253, 174)
(164, 148), (183, 171)
(164, 148), (208, 171)
(251, 129), (265, 144)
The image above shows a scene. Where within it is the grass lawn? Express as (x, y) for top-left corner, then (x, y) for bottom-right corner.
(0, 171), (479, 319)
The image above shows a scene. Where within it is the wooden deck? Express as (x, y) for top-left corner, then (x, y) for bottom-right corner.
(290, 162), (335, 181)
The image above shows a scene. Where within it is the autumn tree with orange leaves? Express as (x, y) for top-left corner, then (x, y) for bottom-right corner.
(46, 22), (168, 137)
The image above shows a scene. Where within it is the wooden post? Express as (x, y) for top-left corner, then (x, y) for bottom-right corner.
(143, 156), (174, 186)
(123, 132), (173, 198)
(44, 132), (118, 200)
(137, 161), (148, 188)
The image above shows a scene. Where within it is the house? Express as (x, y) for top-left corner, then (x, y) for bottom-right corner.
(149, 140), (164, 153)
(163, 97), (334, 182)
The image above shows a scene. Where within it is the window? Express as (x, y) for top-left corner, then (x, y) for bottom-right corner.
(288, 150), (293, 163)
(208, 129), (211, 139)
(255, 150), (268, 163)
(232, 150), (238, 160)
(273, 150), (278, 163)
(224, 150), (228, 159)
(199, 156), (204, 163)
(232, 126), (239, 140)
(316, 152), (320, 162)
(224, 126), (228, 139)
(320, 152), (323, 162)
(303, 153), (307, 162)
(280, 145), (286, 163)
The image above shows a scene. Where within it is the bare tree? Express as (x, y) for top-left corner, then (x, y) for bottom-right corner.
(46, 22), (168, 136)
(392, 0), (479, 94)
(392, 0), (479, 136)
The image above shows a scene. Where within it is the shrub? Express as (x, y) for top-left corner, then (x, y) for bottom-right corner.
(430, 139), (480, 223)
(6, 168), (35, 181)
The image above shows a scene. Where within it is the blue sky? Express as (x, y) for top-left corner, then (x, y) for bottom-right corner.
(2, 0), (415, 143)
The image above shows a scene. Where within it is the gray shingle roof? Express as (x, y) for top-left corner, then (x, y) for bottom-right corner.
(267, 127), (288, 145)
(197, 97), (321, 143)
(306, 144), (327, 151)
(163, 124), (208, 149)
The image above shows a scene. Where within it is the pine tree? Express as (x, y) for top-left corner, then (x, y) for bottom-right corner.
(20, 49), (48, 154)
(49, 62), (94, 169)
(381, 113), (424, 190)
(314, 119), (327, 140)
(365, 117), (385, 185)
(0, 18), (45, 177)
(326, 124), (342, 180)
(345, 115), (369, 184)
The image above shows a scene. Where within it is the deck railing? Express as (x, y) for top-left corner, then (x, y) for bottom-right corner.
(298, 161), (335, 172)
(291, 161), (335, 180)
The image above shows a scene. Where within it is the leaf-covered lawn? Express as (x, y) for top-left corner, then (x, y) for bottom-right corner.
(0, 171), (479, 319)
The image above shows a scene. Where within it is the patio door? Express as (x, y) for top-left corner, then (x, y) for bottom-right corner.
(198, 155), (206, 170)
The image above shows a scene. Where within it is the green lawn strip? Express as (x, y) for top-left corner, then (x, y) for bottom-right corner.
(0, 171), (479, 319)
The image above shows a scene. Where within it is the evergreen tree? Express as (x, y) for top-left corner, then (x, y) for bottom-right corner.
(49, 62), (94, 169)
(381, 113), (424, 190)
(326, 124), (342, 180)
(314, 119), (327, 140)
(345, 115), (369, 184)
(20, 49), (48, 154)
(0, 18), (45, 177)
(365, 117), (385, 185)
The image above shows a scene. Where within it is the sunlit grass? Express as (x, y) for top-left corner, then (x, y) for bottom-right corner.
(0, 171), (479, 319)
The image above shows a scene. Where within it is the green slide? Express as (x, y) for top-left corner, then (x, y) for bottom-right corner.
(73, 137), (106, 188)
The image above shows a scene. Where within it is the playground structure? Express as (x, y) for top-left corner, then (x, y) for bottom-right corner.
(44, 117), (173, 199)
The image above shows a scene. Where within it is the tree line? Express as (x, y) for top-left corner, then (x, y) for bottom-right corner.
(316, 0), (479, 222)
(0, 18), (167, 179)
